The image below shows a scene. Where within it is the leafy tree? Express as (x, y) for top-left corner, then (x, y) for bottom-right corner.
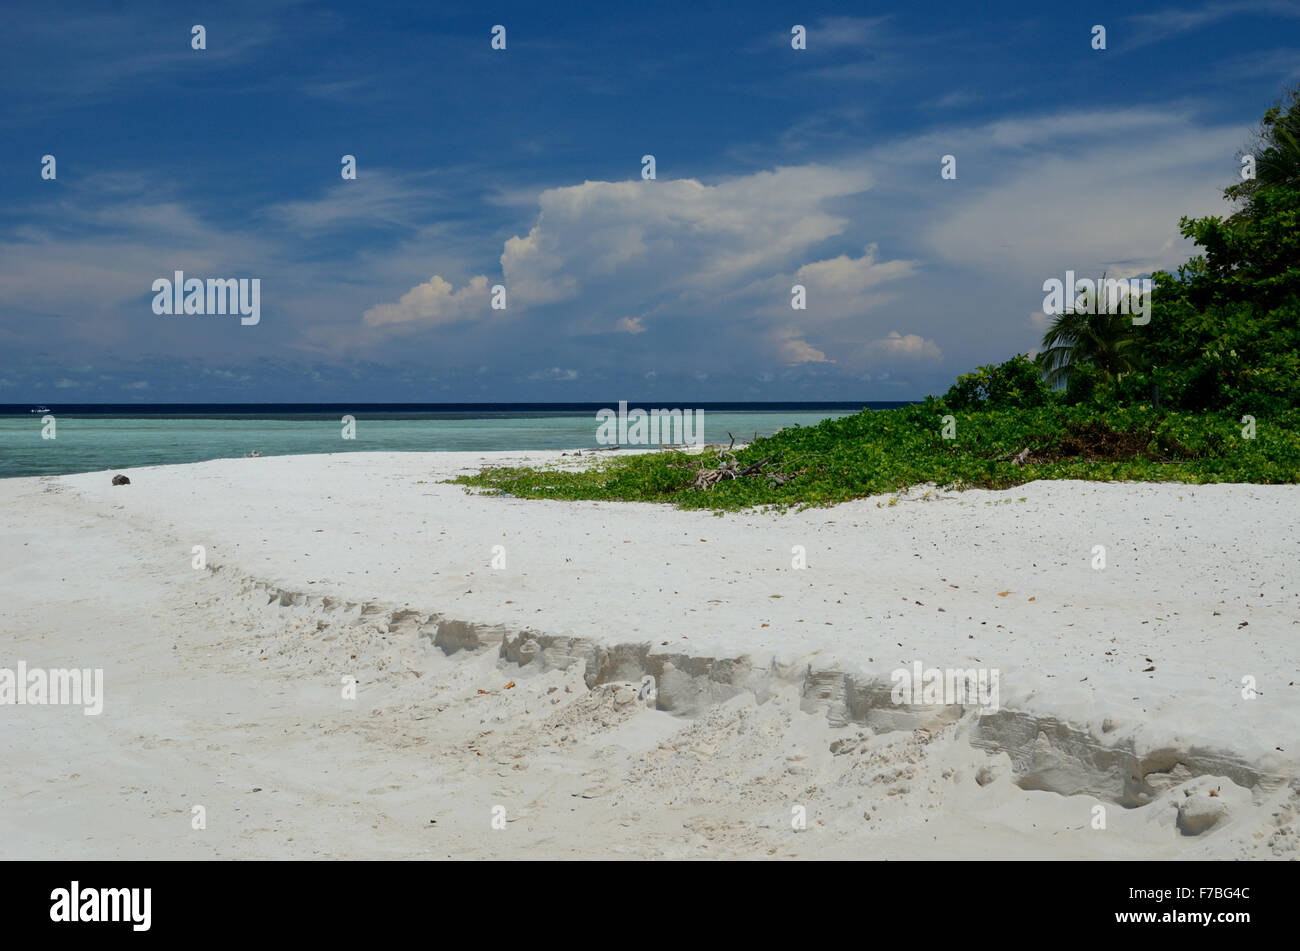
(942, 354), (1054, 411)
(1124, 83), (1300, 415)
(1224, 84), (1300, 219)
(1141, 189), (1299, 411)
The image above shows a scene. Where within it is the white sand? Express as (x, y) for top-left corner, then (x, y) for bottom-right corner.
(1, 450), (1297, 858)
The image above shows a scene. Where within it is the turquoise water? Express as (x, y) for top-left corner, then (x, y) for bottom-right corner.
(0, 411), (860, 479)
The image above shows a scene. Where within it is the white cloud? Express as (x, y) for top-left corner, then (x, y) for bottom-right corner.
(770, 326), (834, 364)
(1, 93), (1259, 399)
(794, 244), (916, 296)
(526, 367), (578, 381)
(363, 164), (875, 339)
(1124, 1), (1300, 50)
(867, 331), (942, 361)
(808, 16), (891, 49)
(268, 172), (444, 236)
(772, 244), (917, 326)
(780, 337), (832, 364)
(916, 111), (1244, 326)
(362, 274), (491, 329)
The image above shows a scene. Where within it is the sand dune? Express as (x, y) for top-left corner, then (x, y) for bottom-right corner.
(1, 451), (1297, 858)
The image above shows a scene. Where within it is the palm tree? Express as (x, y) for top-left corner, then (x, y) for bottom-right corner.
(1225, 83), (1300, 219)
(1035, 273), (1143, 389)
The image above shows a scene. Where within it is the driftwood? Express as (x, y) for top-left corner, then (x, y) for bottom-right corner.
(992, 446), (1034, 465)
(690, 450), (741, 489)
(689, 452), (804, 490)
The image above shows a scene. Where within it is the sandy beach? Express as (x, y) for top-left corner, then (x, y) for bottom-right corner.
(1, 450), (1297, 859)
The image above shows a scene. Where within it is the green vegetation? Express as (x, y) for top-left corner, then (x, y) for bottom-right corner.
(1039, 84), (1300, 417)
(452, 86), (1300, 511)
(453, 402), (1300, 511)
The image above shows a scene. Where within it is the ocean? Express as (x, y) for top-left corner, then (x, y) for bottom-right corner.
(0, 403), (904, 479)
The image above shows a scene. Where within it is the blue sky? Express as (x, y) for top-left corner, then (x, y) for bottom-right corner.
(1, 0), (1297, 402)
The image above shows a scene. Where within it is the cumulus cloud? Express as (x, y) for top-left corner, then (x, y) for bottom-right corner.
(793, 244), (916, 296)
(363, 164), (875, 340)
(781, 338), (832, 364)
(362, 274), (491, 329)
(763, 244), (918, 332)
(3, 92), (1250, 401)
(866, 331), (942, 361)
(771, 327), (832, 365)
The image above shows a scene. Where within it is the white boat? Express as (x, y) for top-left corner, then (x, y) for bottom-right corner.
(31, 406), (51, 414)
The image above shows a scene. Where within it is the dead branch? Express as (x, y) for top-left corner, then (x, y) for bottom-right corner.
(688, 453), (804, 490)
